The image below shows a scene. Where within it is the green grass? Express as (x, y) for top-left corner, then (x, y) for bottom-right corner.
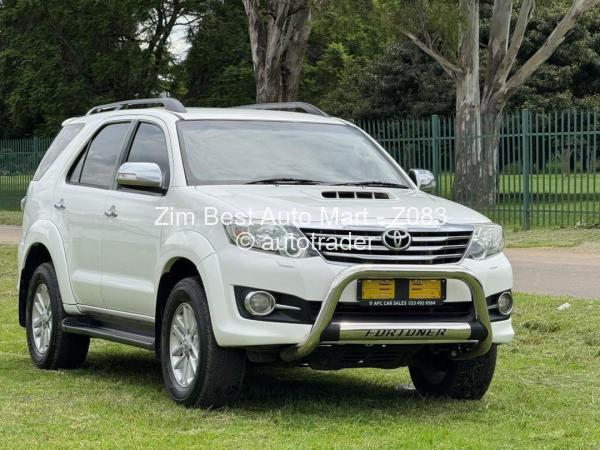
(505, 227), (600, 249)
(0, 210), (22, 225)
(0, 244), (599, 448)
(438, 172), (600, 196)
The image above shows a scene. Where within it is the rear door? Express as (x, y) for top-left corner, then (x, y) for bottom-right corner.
(54, 121), (133, 308)
(100, 120), (172, 316)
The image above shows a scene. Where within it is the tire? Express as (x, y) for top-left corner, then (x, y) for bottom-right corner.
(409, 346), (497, 400)
(26, 262), (90, 369)
(160, 276), (245, 408)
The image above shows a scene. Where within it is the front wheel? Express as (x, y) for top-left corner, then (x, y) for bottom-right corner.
(409, 346), (497, 400)
(160, 276), (245, 408)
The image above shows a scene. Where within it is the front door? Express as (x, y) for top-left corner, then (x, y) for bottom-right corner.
(100, 121), (171, 317)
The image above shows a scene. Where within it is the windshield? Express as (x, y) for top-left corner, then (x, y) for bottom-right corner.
(178, 120), (409, 186)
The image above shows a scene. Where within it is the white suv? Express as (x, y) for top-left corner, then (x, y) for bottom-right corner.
(18, 98), (514, 408)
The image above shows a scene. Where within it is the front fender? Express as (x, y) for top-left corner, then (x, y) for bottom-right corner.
(156, 229), (216, 282)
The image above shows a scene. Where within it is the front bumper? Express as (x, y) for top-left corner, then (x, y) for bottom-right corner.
(280, 265), (493, 362)
(198, 248), (514, 353)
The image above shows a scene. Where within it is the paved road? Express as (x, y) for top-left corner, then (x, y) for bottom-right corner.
(0, 226), (21, 245)
(1, 225), (598, 299)
(504, 248), (600, 299)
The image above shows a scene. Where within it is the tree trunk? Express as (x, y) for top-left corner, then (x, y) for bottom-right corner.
(243, 0), (311, 103)
(481, 107), (504, 204)
(453, 73), (485, 208)
(452, 0), (491, 209)
(281, 2), (311, 102)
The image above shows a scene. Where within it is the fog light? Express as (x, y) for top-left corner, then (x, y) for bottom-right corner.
(244, 291), (276, 316)
(497, 291), (513, 316)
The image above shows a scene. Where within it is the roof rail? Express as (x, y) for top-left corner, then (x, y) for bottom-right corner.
(86, 98), (187, 115)
(235, 102), (329, 117)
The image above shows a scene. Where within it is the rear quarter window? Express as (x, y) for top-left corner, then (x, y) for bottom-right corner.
(33, 124), (85, 181)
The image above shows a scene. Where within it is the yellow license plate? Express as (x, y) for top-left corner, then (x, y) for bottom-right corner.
(361, 279), (395, 300)
(409, 279), (442, 300)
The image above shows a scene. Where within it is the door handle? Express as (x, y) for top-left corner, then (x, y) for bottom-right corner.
(54, 199), (66, 210)
(104, 205), (118, 218)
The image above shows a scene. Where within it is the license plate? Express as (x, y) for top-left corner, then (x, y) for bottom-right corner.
(358, 279), (446, 304)
(408, 279), (442, 300)
(360, 279), (395, 300)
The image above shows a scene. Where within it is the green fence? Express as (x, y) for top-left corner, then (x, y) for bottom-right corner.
(1, 110), (600, 228)
(356, 109), (600, 229)
(0, 137), (53, 210)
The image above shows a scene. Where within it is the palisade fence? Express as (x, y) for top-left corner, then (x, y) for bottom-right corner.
(0, 137), (53, 210)
(1, 110), (599, 228)
(356, 109), (600, 229)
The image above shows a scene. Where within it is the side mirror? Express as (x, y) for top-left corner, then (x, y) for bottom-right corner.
(116, 162), (163, 190)
(408, 169), (436, 194)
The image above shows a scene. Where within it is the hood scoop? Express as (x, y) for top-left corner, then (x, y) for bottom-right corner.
(321, 190), (390, 200)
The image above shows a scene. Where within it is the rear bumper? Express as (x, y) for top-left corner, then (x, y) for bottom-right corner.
(280, 265), (494, 362)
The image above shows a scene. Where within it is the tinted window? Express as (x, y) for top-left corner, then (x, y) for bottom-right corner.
(33, 124), (84, 181)
(79, 122), (130, 188)
(126, 123), (169, 184)
(178, 121), (407, 185)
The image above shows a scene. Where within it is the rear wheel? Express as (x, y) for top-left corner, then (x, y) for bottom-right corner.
(26, 263), (90, 369)
(160, 276), (245, 408)
(409, 346), (497, 400)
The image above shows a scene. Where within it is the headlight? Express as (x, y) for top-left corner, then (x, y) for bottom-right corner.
(465, 224), (504, 259)
(224, 222), (318, 258)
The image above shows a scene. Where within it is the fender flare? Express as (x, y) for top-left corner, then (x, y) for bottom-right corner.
(18, 220), (76, 327)
(156, 229), (217, 283)
(20, 220), (76, 305)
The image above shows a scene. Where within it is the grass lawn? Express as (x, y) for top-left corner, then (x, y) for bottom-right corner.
(0, 244), (599, 448)
(505, 227), (600, 248)
(0, 210), (22, 225)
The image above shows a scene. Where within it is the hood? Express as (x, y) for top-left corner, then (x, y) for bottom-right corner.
(194, 185), (490, 226)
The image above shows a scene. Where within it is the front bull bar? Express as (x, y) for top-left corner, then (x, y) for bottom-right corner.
(280, 265), (492, 362)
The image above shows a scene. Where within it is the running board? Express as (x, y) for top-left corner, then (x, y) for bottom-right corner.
(62, 317), (155, 350)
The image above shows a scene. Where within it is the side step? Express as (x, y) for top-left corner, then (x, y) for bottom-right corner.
(62, 317), (155, 350)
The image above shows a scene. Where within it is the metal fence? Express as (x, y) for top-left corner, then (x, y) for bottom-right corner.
(356, 109), (600, 229)
(0, 137), (53, 210)
(1, 110), (599, 228)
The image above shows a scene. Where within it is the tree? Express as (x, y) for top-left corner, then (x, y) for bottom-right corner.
(0, 0), (148, 136)
(0, 0), (192, 137)
(401, 0), (600, 209)
(137, 0), (197, 97)
(242, 0), (313, 103)
(181, 0), (255, 106)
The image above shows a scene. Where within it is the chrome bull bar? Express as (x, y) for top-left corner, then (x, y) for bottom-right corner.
(280, 265), (492, 362)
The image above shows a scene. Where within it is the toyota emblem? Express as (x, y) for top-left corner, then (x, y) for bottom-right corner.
(382, 228), (411, 251)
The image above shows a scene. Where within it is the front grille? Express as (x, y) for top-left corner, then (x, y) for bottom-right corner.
(301, 227), (473, 264)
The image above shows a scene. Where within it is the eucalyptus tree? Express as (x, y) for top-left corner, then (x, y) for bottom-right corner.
(401, 0), (600, 208)
(242, 0), (313, 102)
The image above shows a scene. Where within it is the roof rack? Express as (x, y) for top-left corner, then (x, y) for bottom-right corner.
(86, 98), (187, 115)
(235, 102), (329, 117)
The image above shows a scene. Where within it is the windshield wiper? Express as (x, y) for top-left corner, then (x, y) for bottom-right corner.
(246, 177), (323, 185)
(334, 181), (409, 189)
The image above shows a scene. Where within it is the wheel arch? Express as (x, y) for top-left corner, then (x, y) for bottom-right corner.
(155, 257), (203, 357)
(19, 220), (74, 327)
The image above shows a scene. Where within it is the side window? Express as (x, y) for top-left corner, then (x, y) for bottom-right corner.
(125, 123), (170, 186)
(77, 122), (131, 188)
(33, 124), (84, 181)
